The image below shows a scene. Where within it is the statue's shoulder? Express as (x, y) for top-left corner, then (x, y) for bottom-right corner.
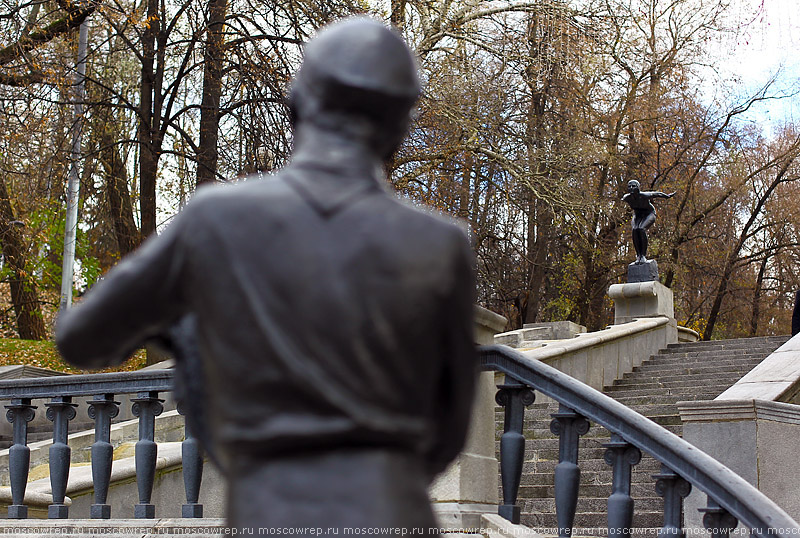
(185, 173), (295, 210)
(388, 199), (472, 248)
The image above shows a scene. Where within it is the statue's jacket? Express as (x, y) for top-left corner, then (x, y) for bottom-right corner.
(56, 160), (477, 527)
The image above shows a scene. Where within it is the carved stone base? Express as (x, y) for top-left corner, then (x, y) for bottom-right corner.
(183, 503), (204, 518)
(91, 504), (111, 519)
(135, 503), (155, 519)
(628, 259), (659, 283)
(48, 504), (69, 519)
(8, 504), (27, 519)
(608, 280), (675, 330)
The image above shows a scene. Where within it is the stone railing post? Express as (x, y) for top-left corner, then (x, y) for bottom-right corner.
(88, 393), (120, 519)
(178, 402), (205, 518)
(6, 398), (36, 519)
(131, 391), (164, 518)
(608, 281), (678, 344)
(430, 305), (507, 529)
(46, 396), (77, 518)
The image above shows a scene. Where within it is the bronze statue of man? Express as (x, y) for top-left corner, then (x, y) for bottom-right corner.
(56, 18), (476, 533)
(622, 179), (674, 264)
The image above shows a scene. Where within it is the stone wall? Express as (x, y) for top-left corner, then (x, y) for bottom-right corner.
(430, 306), (507, 529)
(495, 317), (675, 395)
(680, 334), (800, 528)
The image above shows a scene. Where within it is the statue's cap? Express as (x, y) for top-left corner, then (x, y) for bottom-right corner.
(293, 17), (421, 113)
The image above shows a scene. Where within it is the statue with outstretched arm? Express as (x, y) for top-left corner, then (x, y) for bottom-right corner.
(56, 18), (476, 534)
(622, 180), (675, 264)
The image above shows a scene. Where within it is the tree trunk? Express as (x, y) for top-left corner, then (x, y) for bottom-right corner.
(196, 0), (228, 186)
(101, 132), (141, 256)
(704, 263), (733, 341)
(524, 197), (551, 324)
(390, 0), (406, 28)
(0, 176), (46, 340)
(749, 256), (768, 336)
(139, 0), (160, 237)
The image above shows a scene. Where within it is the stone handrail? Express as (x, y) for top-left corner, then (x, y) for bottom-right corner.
(0, 369), (207, 520)
(481, 344), (800, 538)
(504, 317), (674, 392)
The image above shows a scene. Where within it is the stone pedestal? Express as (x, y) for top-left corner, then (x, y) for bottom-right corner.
(608, 280), (677, 343)
(608, 280), (674, 323)
(627, 259), (659, 283)
(431, 306), (506, 529)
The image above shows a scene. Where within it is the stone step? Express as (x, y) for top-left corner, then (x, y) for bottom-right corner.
(615, 369), (750, 380)
(500, 442), (613, 460)
(608, 382), (742, 394)
(603, 386), (730, 398)
(522, 495), (664, 514)
(610, 394), (716, 406)
(622, 363), (761, 376)
(649, 355), (770, 366)
(520, 455), (663, 475)
(515, 428), (607, 440)
(668, 334), (787, 345)
(517, 422), (682, 440)
(515, 409), (683, 431)
(633, 356), (767, 368)
(656, 341), (783, 356)
(664, 336), (787, 351)
(621, 368), (757, 381)
(615, 403), (679, 415)
(512, 431), (679, 450)
(608, 378), (744, 390)
(523, 446), (623, 462)
(522, 510), (664, 531)
(521, 464), (663, 484)
(519, 481), (659, 499)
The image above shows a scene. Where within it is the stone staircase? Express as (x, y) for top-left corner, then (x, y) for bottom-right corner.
(502, 335), (789, 532)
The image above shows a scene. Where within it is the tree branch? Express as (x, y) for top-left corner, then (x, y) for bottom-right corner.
(0, 1), (99, 66)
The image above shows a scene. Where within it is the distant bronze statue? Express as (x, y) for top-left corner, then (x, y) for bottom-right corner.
(56, 18), (476, 534)
(622, 180), (674, 264)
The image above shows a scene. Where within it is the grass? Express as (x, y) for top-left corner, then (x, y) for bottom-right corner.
(0, 338), (147, 374)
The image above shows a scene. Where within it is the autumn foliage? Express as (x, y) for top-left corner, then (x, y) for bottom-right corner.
(0, 0), (797, 357)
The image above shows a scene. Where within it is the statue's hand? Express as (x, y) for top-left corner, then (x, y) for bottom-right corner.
(667, 192), (676, 198)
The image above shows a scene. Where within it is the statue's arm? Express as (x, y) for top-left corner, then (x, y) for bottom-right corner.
(424, 229), (478, 478)
(55, 216), (189, 369)
(647, 191), (675, 199)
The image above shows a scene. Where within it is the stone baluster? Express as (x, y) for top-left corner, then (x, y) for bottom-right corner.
(46, 396), (78, 518)
(495, 378), (535, 524)
(88, 393), (120, 519)
(178, 403), (204, 518)
(5, 398), (36, 519)
(550, 405), (590, 538)
(132, 391), (164, 518)
(653, 464), (692, 538)
(699, 498), (738, 538)
(603, 433), (642, 537)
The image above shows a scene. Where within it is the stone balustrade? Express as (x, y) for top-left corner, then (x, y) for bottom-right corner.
(0, 370), (206, 520)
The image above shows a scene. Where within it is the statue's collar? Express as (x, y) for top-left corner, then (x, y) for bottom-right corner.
(283, 161), (389, 217)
